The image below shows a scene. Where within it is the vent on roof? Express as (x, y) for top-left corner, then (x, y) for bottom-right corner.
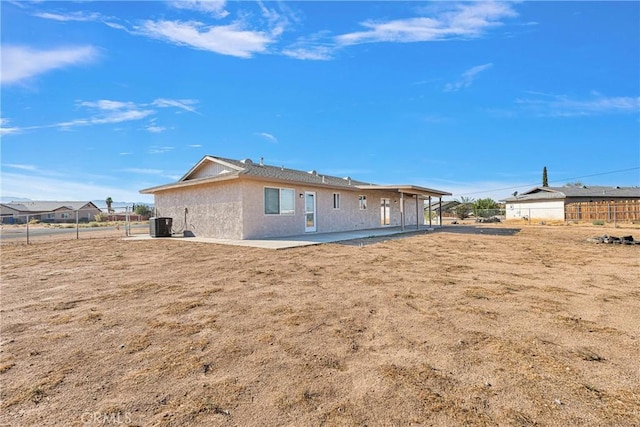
(241, 158), (253, 165)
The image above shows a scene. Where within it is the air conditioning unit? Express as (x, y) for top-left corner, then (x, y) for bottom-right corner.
(149, 217), (172, 237)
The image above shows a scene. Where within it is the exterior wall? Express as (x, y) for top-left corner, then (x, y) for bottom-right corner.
(78, 205), (102, 222)
(152, 178), (428, 239)
(0, 206), (22, 224)
(506, 200), (565, 220)
(241, 180), (421, 239)
(153, 180), (244, 239)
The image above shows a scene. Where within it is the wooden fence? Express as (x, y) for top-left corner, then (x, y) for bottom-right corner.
(565, 200), (640, 222)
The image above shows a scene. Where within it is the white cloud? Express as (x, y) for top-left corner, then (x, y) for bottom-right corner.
(170, 0), (229, 19)
(79, 100), (136, 111)
(122, 168), (164, 175)
(281, 46), (333, 61)
(146, 125), (167, 133)
(1, 45), (98, 85)
(444, 63), (493, 92)
(0, 118), (21, 136)
(57, 109), (154, 129)
(136, 20), (274, 58)
(336, 1), (517, 46)
(257, 132), (277, 143)
(3, 163), (37, 171)
(188, 144), (202, 148)
(104, 22), (126, 31)
(33, 11), (102, 22)
(149, 146), (174, 154)
(282, 32), (335, 60)
(152, 98), (199, 113)
(2, 98), (199, 136)
(515, 93), (640, 117)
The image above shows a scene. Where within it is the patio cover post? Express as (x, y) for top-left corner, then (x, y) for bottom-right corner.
(415, 195), (419, 230)
(428, 196), (432, 227)
(400, 192), (404, 231)
(439, 197), (443, 226)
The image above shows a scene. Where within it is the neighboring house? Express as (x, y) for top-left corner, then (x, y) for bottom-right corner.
(502, 186), (640, 221)
(140, 155), (451, 239)
(0, 201), (101, 223)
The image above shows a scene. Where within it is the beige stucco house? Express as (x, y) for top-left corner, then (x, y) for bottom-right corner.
(140, 155), (451, 239)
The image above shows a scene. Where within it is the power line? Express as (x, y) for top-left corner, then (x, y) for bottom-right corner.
(457, 166), (640, 197)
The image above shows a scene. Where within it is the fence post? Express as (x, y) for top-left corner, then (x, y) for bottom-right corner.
(125, 206), (130, 237)
(613, 202), (617, 228)
(26, 214), (30, 245)
(76, 210), (80, 240)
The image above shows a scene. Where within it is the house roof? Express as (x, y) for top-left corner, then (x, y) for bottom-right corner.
(0, 201), (98, 213)
(141, 155), (451, 198)
(502, 186), (640, 202)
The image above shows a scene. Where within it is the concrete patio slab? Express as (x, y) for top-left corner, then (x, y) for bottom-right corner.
(124, 226), (437, 249)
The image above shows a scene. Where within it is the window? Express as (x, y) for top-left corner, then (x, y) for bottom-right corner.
(359, 195), (367, 210)
(333, 193), (340, 209)
(60, 213), (70, 219)
(265, 187), (295, 215)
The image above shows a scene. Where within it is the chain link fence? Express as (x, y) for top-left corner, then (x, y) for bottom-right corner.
(0, 208), (150, 244)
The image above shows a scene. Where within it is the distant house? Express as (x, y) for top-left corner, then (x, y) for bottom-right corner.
(0, 201), (101, 224)
(502, 186), (640, 222)
(140, 155), (451, 239)
(425, 200), (460, 217)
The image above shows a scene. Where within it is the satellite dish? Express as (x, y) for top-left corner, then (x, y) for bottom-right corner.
(512, 191), (518, 197)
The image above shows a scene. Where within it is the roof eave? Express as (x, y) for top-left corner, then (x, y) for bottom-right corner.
(355, 184), (451, 197)
(178, 155), (245, 182)
(140, 174), (240, 194)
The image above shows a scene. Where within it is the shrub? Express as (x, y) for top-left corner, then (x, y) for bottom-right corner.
(473, 198), (501, 218)
(453, 196), (475, 220)
(592, 220), (604, 226)
(94, 213), (109, 222)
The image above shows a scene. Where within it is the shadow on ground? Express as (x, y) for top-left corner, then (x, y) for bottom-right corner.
(337, 225), (521, 246)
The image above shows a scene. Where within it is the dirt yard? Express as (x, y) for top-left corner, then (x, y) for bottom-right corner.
(1, 225), (639, 426)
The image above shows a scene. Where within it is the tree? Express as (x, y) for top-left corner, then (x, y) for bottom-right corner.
(542, 166), (549, 187)
(473, 198), (500, 218)
(453, 196), (475, 220)
(133, 204), (153, 217)
(105, 197), (114, 213)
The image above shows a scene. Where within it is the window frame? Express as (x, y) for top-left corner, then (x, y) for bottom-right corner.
(264, 187), (295, 215)
(333, 193), (340, 209)
(358, 195), (367, 210)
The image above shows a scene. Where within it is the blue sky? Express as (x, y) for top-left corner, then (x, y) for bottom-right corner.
(1, 1), (639, 204)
